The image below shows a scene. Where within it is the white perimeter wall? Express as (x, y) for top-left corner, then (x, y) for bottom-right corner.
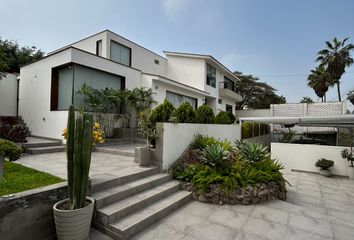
(271, 143), (349, 176)
(160, 123), (241, 170)
(0, 73), (18, 116)
(236, 109), (271, 119)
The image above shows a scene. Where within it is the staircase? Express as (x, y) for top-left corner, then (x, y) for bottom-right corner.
(91, 166), (192, 239)
(24, 137), (65, 154)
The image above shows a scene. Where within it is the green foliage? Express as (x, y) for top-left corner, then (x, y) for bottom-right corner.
(315, 158), (334, 170)
(137, 110), (157, 148)
(227, 111), (236, 123)
(300, 97), (314, 103)
(0, 139), (22, 161)
(171, 102), (196, 123)
(192, 134), (233, 151)
(215, 111), (232, 124)
(0, 37), (44, 79)
(0, 161), (63, 196)
(150, 100), (175, 124)
(341, 148), (354, 167)
(279, 127), (295, 143)
(66, 106), (93, 209)
(235, 140), (270, 163)
(195, 105), (215, 123)
(201, 144), (229, 168)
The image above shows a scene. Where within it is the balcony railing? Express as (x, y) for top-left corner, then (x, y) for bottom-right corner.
(219, 81), (241, 94)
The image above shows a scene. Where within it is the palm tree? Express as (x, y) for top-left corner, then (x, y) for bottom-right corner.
(317, 37), (354, 101)
(307, 66), (332, 102)
(347, 90), (354, 105)
(300, 97), (314, 103)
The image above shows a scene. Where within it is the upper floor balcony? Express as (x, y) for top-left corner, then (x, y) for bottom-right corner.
(219, 81), (243, 102)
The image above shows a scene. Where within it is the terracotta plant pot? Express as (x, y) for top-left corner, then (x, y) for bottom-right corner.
(319, 169), (331, 177)
(53, 197), (95, 240)
(348, 166), (354, 180)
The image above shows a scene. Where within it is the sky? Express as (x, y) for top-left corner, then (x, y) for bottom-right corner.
(1, 0), (354, 103)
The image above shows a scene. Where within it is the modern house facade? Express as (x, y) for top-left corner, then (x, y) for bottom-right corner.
(19, 30), (242, 139)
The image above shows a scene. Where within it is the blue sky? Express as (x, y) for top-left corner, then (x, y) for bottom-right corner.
(1, 0), (354, 103)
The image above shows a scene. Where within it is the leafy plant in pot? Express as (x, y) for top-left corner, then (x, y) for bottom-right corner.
(53, 106), (95, 240)
(136, 110), (157, 167)
(315, 158), (334, 177)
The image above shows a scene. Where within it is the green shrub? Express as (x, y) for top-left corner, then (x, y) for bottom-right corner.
(235, 140), (270, 163)
(192, 134), (233, 151)
(0, 139), (22, 161)
(149, 100), (175, 124)
(227, 112), (236, 123)
(201, 144), (229, 168)
(171, 101), (196, 123)
(215, 111), (232, 124)
(315, 158), (334, 170)
(195, 105), (215, 123)
(241, 122), (253, 139)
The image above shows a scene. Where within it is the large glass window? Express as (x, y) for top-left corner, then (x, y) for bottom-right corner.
(110, 40), (131, 66)
(166, 91), (197, 109)
(226, 104), (233, 113)
(51, 64), (123, 110)
(206, 64), (216, 88)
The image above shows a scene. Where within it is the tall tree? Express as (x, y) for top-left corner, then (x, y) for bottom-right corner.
(0, 37), (44, 79)
(316, 37), (354, 101)
(347, 90), (354, 106)
(307, 65), (332, 102)
(300, 97), (314, 103)
(234, 71), (286, 109)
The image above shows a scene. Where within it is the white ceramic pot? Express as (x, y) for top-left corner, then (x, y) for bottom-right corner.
(319, 169), (331, 177)
(348, 167), (354, 180)
(53, 197), (95, 240)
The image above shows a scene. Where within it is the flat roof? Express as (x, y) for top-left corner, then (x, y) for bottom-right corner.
(239, 115), (354, 128)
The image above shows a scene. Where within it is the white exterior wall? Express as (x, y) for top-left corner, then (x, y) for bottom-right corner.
(166, 56), (205, 90)
(271, 143), (349, 176)
(236, 109), (271, 119)
(218, 97), (236, 114)
(106, 31), (167, 76)
(72, 31), (109, 57)
(19, 48), (142, 139)
(161, 123), (241, 170)
(0, 73), (18, 116)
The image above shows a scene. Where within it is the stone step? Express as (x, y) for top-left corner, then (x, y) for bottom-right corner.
(95, 147), (135, 157)
(26, 145), (65, 154)
(91, 167), (160, 194)
(23, 141), (63, 148)
(95, 180), (181, 225)
(93, 174), (172, 208)
(109, 191), (192, 239)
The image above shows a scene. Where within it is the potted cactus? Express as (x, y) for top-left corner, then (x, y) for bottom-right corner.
(315, 158), (334, 177)
(53, 106), (94, 240)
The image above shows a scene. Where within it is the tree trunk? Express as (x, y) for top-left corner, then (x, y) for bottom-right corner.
(337, 82), (341, 102)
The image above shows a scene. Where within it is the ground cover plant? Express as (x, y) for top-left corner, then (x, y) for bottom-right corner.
(0, 161), (63, 196)
(170, 135), (287, 204)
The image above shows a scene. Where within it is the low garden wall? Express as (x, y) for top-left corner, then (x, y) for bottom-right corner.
(0, 182), (67, 240)
(155, 123), (241, 170)
(271, 143), (349, 176)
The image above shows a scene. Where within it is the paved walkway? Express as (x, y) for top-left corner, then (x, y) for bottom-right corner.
(132, 172), (354, 240)
(16, 153), (354, 240)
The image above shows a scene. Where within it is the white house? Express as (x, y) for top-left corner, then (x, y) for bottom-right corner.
(19, 30), (242, 139)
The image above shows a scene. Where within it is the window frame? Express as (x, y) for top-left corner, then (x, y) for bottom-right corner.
(96, 40), (102, 56)
(50, 63), (125, 111)
(206, 63), (216, 88)
(226, 104), (233, 113)
(110, 40), (132, 67)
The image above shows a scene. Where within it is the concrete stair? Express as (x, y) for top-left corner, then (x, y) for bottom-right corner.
(92, 167), (192, 239)
(24, 139), (65, 154)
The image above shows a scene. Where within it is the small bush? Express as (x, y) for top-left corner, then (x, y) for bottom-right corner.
(215, 111), (232, 124)
(0, 124), (29, 143)
(192, 134), (233, 151)
(315, 158), (334, 170)
(149, 100), (175, 124)
(171, 102), (196, 123)
(0, 139), (22, 161)
(227, 111), (236, 123)
(196, 105), (215, 123)
(235, 140), (270, 163)
(201, 144), (229, 168)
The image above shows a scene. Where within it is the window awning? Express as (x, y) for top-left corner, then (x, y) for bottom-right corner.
(239, 115), (354, 128)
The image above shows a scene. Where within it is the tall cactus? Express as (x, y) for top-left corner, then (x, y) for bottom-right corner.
(66, 105), (93, 209)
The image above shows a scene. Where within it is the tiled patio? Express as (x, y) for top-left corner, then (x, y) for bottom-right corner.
(16, 153), (354, 240)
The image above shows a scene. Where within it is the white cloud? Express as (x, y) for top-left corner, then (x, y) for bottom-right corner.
(162, 0), (190, 20)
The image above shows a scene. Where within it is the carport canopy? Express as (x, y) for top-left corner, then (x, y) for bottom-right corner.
(239, 115), (354, 128)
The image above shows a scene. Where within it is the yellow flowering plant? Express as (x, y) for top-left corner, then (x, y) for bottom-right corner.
(62, 122), (104, 146)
